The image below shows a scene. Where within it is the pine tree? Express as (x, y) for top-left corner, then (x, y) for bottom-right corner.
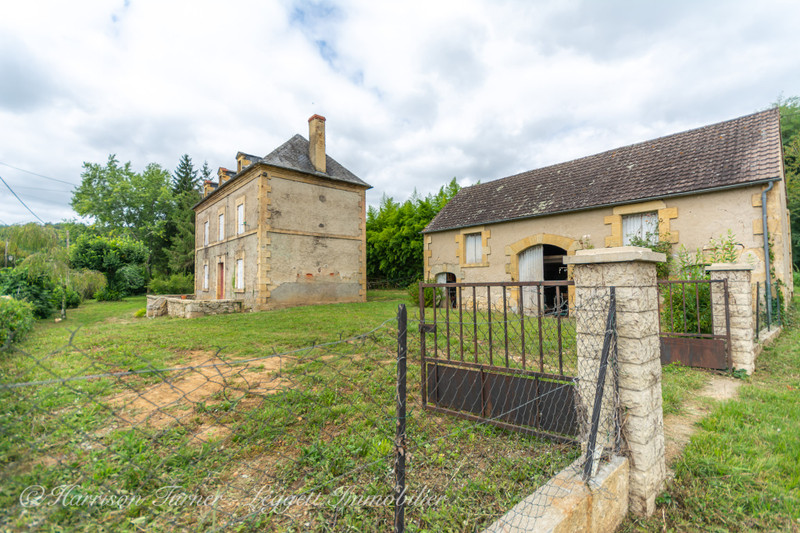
(165, 155), (201, 274)
(173, 154), (199, 194)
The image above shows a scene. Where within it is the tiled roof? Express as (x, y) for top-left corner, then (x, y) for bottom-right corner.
(424, 108), (783, 233)
(261, 134), (370, 188)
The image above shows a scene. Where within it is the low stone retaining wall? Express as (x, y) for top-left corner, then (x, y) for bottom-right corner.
(146, 295), (242, 319)
(484, 456), (629, 533)
(755, 325), (782, 358)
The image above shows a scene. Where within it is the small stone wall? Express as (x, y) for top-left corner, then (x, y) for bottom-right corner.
(146, 295), (242, 319)
(484, 456), (629, 533)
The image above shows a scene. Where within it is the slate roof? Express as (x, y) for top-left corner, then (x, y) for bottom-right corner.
(197, 134), (369, 207)
(260, 134), (370, 188)
(424, 108), (783, 233)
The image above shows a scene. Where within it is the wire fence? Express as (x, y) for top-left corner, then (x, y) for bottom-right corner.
(1, 286), (620, 532)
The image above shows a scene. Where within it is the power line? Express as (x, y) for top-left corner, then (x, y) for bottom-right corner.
(0, 174), (46, 224)
(0, 161), (75, 186)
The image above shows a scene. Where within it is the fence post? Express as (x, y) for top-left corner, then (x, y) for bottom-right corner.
(706, 264), (756, 374)
(394, 304), (407, 533)
(565, 246), (666, 517)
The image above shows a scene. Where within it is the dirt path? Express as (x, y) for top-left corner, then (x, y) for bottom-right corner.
(663, 374), (742, 465)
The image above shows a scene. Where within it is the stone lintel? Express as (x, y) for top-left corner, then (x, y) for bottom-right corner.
(705, 263), (755, 272)
(564, 246), (665, 265)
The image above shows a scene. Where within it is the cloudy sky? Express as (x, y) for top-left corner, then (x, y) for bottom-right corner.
(1, 0), (798, 225)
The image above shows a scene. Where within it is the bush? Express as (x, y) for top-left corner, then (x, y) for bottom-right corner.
(407, 279), (441, 307)
(94, 287), (122, 302)
(134, 308), (146, 318)
(70, 269), (107, 300)
(0, 296), (36, 348)
(117, 264), (147, 295)
(0, 267), (54, 319)
(147, 273), (194, 295)
(50, 285), (82, 310)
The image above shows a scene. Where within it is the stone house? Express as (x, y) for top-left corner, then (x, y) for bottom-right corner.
(193, 115), (371, 310)
(423, 108), (792, 306)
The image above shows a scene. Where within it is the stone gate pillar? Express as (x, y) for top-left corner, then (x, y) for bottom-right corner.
(706, 263), (756, 374)
(564, 246), (666, 517)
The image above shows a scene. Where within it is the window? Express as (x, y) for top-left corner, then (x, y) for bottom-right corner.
(203, 264), (209, 290)
(622, 211), (658, 245)
(235, 259), (244, 290)
(237, 203), (245, 234)
(203, 221), (209, 246)
(218, 213), (225, 241)
(465, 233), (482, 264)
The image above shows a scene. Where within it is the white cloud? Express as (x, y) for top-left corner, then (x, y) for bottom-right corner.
(0, 0), (798, 224)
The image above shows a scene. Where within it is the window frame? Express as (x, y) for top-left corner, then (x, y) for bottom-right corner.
(236, 201), (245, 235)
(235, 258), (244, 291)
(464, 232), (482, 264)
(622, 211), (659, 246)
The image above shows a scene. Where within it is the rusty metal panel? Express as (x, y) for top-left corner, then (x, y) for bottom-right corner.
(660, 336), (728, 370)
(427, 363), (483, 414)
(538, 379), (578, 435)
(484, 373), (538, 427)
(425, 361), (578, 439)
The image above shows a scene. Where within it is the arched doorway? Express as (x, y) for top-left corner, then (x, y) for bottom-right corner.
(518, 244), (568, 314)
(435, 271), (457, 308)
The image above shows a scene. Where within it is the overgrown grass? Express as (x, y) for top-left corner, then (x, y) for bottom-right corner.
(622, 291), (800, 532)
(0, 290), (577, 531)
(660, 362), (709, 416)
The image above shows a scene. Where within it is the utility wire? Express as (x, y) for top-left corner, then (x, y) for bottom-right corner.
(0, 161), (75, 186)
(0, 174), (46, 224)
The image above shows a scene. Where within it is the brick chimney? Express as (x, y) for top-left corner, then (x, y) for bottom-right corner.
(308, 114), (326, 173)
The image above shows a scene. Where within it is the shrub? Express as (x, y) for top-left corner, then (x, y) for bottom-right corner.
(147, 273), (194, 295)
(407, 279), (441, 307)
(117, 264), (147, 295)
(0, 296), (36, 348)
(0, 267), (54, 319)
(70, 269), (107, 300)
(134, 308), (146, 318)
(94, 287), (122, 302)
(50, 285), (82, 310)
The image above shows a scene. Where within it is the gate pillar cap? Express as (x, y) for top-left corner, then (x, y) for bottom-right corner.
(563, 246), (665, 265)
(706, 263), (754, 271)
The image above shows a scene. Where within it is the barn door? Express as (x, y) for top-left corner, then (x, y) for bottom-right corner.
(519, 245), (543, 312)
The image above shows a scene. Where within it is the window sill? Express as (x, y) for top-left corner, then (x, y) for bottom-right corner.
(461, 262), (490, 268)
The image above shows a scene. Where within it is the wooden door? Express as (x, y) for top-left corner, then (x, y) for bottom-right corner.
(519, 245), (543, 312)
(216, 262), (224, 299)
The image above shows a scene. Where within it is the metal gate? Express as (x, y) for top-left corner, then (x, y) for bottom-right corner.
(658, 279), (731, 369)
(418, 281), (578, 443)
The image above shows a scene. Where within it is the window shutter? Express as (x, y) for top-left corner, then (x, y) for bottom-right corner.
(236, 259), (244, 289)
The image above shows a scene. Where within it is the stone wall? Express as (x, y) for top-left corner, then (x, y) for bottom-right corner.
(146, 295), (242, 319)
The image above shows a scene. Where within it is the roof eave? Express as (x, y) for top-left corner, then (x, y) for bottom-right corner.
(422, 177), (780, 234)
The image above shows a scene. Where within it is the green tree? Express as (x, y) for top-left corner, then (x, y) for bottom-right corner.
(366, 178), (460, 284)
(166, 155), (201, 274)
(172, 154), (200, 194)
(776, 97), (800, 269)
(71, 155), (173, 274)
(70, 234), (148, 298)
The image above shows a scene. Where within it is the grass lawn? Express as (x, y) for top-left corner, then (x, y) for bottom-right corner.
(0, 290), (578, 532)
(622, 291), (800, 532)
